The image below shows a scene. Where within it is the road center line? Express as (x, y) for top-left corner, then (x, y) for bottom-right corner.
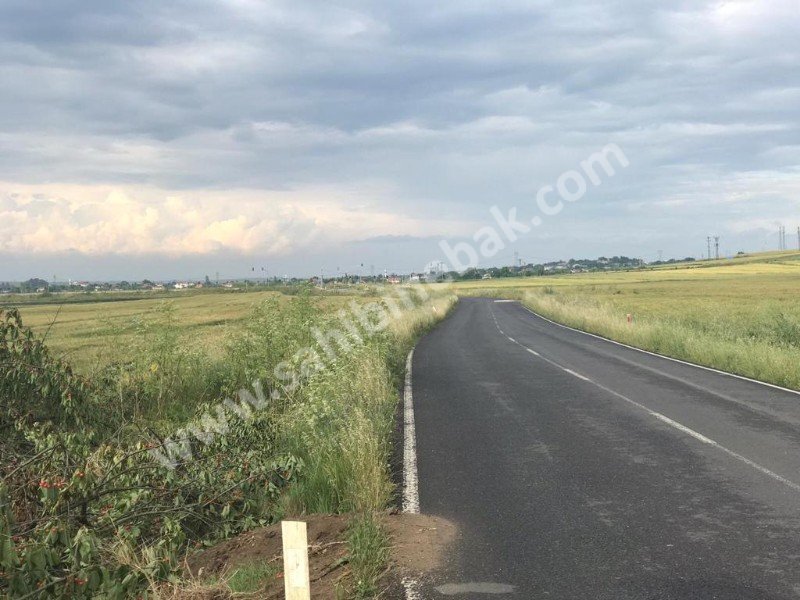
(490, 307), (800, 494)
(562, 368), (592, 382)
(586, 377), (800, 494)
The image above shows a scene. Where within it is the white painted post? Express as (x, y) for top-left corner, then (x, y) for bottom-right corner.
(281, 521), (311, 600)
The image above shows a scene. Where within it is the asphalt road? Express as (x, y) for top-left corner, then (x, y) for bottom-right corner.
(409, 298), (800, 599)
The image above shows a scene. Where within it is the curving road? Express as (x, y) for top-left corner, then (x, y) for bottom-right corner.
(408, 297), (800, 599)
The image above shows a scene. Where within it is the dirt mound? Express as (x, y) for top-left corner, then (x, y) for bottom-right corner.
(184, 513), (456, 599)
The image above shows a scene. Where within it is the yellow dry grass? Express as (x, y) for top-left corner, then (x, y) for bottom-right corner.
(447, 251), (800, 389)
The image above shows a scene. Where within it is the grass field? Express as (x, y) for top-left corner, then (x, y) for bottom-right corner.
(12, 291), (274, 370)
(450, 250), (800, 390)
(12, 289), (380, 373)
(2, 285), (454, 598)
(3, 251), (798, 596)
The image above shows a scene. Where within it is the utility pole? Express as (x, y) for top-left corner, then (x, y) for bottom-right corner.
(707, 236), (712, 261)
(714, 236), (720, 260)
(797, 226), (800, 251)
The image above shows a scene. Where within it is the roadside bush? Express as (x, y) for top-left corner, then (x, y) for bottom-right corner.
(1, 290), (456, 598)
(281, 344), (396, 514)
(0, 309), (297, 598)
(221, 290), (319, 395)
(0, 309), (95, 446)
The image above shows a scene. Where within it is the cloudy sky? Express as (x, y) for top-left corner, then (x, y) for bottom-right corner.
(1, 0), (799, 280)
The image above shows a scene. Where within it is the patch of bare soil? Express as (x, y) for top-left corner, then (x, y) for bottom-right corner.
(181, 512), (456, 599)
(384, 513), (457, 576)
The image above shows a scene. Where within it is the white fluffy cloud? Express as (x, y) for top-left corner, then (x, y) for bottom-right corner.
(0, 182), (474, 257)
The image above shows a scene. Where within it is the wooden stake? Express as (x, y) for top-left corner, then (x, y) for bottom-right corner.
(281, 521), (311, 600)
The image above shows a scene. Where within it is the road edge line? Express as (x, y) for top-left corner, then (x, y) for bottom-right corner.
(520, 304), (800, 397)
(402, 348), (420, 513)
(402, 349), (422, 599)
(497, 309), (800, 494)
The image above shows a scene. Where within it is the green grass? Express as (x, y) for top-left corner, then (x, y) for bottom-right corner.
(226, 562), (280, 594)
(10, 288), (386, 373)
(11, 291), (280, 372)
(347, 515), (390, 599)
(2, 285), (455, 599)
(448, 250), (800, 390)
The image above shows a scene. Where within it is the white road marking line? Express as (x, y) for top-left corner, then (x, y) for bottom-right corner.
(562, 368), (592, 382)
(492, 305), (800, 494)
(520, 305), (800, 397)
(507, 337), (516, 343)
(403, 577), (423, 600)
(403, 349), (420, 514)
(587, 378), (800, 494)
(494, 299), (515, 303)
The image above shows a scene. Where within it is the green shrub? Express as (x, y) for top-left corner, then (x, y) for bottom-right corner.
(1, 290), (456, 598)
